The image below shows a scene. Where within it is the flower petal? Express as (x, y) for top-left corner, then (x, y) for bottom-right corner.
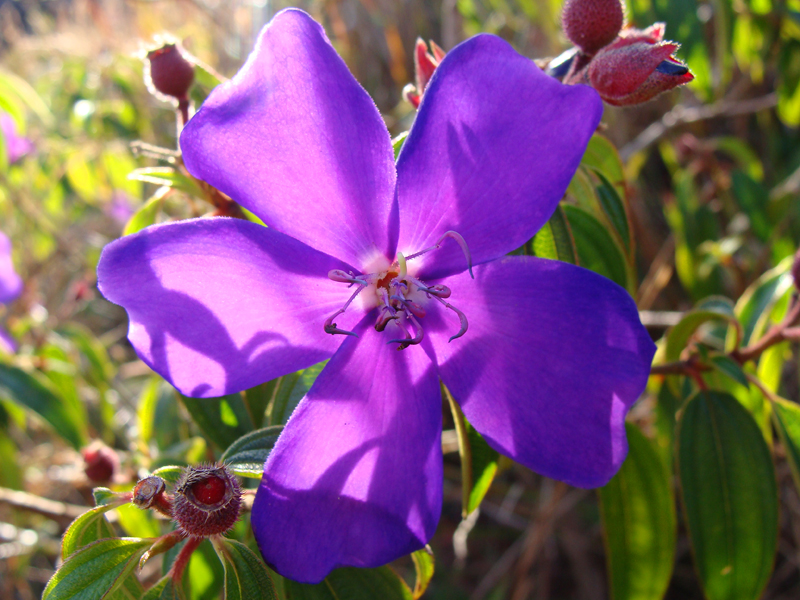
(396, 35), (603, 280)
(252, 316), (442, 583)
(0, 231), (22, 304)
(426, 257), (655, 488)
(180, 9), (396, 269)
(97, 218), (352, 397)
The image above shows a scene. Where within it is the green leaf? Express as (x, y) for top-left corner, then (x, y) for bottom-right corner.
(771, 398), (800, 495)
(392, 131), (409, 160)
(92, 488), (118, 507)
(58, 324), (116, 389)
(137, 376), (161, 450)
(127, 167), (205, 198)
(599, 424), (676, 600)
(123, 186), (169, 236)
(267, 362), (326, 426)
(708, 354), (750, 388)
(677, 391), (777, 600)
(734, 255), (794, 345)
(466, 423), (500, 514)
(62, 505), (117, 560)
(665, 305), (741, 363)
(581, 133), (626, 201)
(591, 168), (632, 254)
(212, 538), (278, 600)
(142, 576), (184, 600)
(285, 566), (412, 600)
(243, 382), (274, 430)
(220, 426), (284, 479)
(151, 465), (185, 486)
(179, 392), (254, 450)
(410, 549), (434, 599)
(0, 363), (86, 449)
(532, 204), (577, 264)
(562, 204), (631, 291)
(43, 538), (152, 600)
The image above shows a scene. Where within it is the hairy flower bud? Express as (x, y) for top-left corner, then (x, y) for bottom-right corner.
(82, 440), (119, 483)
(562, 0), (625, 55)
(172, 465), (241, 537)
(403, 38), (446, 109)
(144, 42), (195, 102)
(564, 24), (693, 105)
(133, 475), (173, 517)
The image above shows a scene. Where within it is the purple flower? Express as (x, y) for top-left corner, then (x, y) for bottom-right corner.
(0, 113), (33, 164)
(0, 231), (22, 353)
(97, 9), (655, 583)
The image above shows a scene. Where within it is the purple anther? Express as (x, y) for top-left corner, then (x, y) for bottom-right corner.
(324, 309), (358, 337)
(405, 230), (474, 279)
(328, 269), (367, 286)
(388, 313), (424, 350)
(433, 297), (469, 342)
(375, 310), (399, 332)
(400, 297), (426, 319)
(387, 316), (413, 348)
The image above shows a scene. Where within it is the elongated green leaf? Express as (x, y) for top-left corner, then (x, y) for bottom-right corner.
(243, 382), (274, 430)
(151, 465), (185, 485)
(410, 549), (434, 600)
(123, 186), (169, 236)
(43, 538), (152, 600)
(179, 392), (254, 450)
(285, 566), (412, 600)
(0, 363), (86, 449)
(212, 538), (278, 600)
(62, 505), (117, 560)
(772, 398), (800, 495)
(677, 391), (777, 600)
(591, 168), (632, 254)
(142, 576), (183, 600)
(562, 204), (630, 290)
(267, 362), (326, 426)
(581, 133), (626, 200)
(708, 354), (749, 388)
(220, 426), (284, 478)
(532, 204), (577, 264)
(599, 424), (676, 600)
(466, 423), (499, 514)
(734, 255), (793, 345)
(392, 131), (409, 160)
(127, 167), (205, 197)
(137, 376), (161, 450)
(665, 307), (740, 363)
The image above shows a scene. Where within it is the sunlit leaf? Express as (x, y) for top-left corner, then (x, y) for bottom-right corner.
(220, 426), (284, 479)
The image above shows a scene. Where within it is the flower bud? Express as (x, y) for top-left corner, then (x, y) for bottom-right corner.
(403, 38), (446, 109)
(144, 42), (195, 102)
(562, 0), (625, 55)
(82, 441), (119, 483)
(565, 24), (693, 106)
(172, 465), (241, 537)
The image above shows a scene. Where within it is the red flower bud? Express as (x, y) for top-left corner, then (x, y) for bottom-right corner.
(565, 24), (693, 106)
(562, 0), (625, 55)
(145, 42), (195, 102)
(403, 38), (446, 109)
(82, 441), (119, 483)
(133, 475), (173, 517)
(172, 465), (241, 537)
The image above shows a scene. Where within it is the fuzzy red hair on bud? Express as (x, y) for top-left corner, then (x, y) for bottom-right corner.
(172, 465), (242, 537)
(144, 42), (195, 102)
(562, 0), (625, 55)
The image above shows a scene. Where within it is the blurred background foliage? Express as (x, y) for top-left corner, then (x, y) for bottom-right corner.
(1, 0), (800, 599)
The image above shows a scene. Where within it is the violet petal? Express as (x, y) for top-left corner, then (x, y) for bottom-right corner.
(252, 316), (442, 583)
(396, 35), (602, 280)
(0, 231), (22, 304)
(97, 218), (352, 397)
(426, 257), (655, 488)
(180, 9), (397, 269)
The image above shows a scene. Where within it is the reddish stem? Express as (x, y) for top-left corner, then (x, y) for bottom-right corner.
(171, 536), (203, 583)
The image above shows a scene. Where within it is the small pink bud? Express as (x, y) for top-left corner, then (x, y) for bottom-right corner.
(565, 25), (693, 106)
(172, 464), (241, 537)
(144, 42), (195, 102)
(562, 0), (625, 55)
(82, 441), (119, 483)
(403, 39), (446, 109)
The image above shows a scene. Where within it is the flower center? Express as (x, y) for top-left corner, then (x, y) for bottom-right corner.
(325, 231), (473, 350)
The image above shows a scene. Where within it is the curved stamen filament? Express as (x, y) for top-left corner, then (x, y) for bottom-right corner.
(433, 296), (469, 342)
(404, 230), (474, 279)
(328, 269), (368, 286)
(388, 312), (424, 350)
(323, 284), (365, 337)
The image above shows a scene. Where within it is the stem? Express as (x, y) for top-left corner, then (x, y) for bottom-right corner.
(171, 536), (203, 583)
(445, 386), (473, 518)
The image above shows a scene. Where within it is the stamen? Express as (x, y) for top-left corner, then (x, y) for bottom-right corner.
(408, 277), (451, 298)
(323, 285), (365, 337)
(404, 230), (474, 279)
(392, 295), (426, 318)
(328, 270), (368, 286)
(388, 312), (424, 350)
(433, 296), (469, 342)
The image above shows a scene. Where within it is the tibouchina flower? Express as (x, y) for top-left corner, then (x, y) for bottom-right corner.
(97, 9), (655, 583)
(0, 232), (22, 353)
(0, 113), (33, 164)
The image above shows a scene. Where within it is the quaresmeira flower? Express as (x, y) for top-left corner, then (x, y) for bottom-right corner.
(0, 112), (33, 164)
(0, 231), (22, 353)
(97, 9), (656, 583)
